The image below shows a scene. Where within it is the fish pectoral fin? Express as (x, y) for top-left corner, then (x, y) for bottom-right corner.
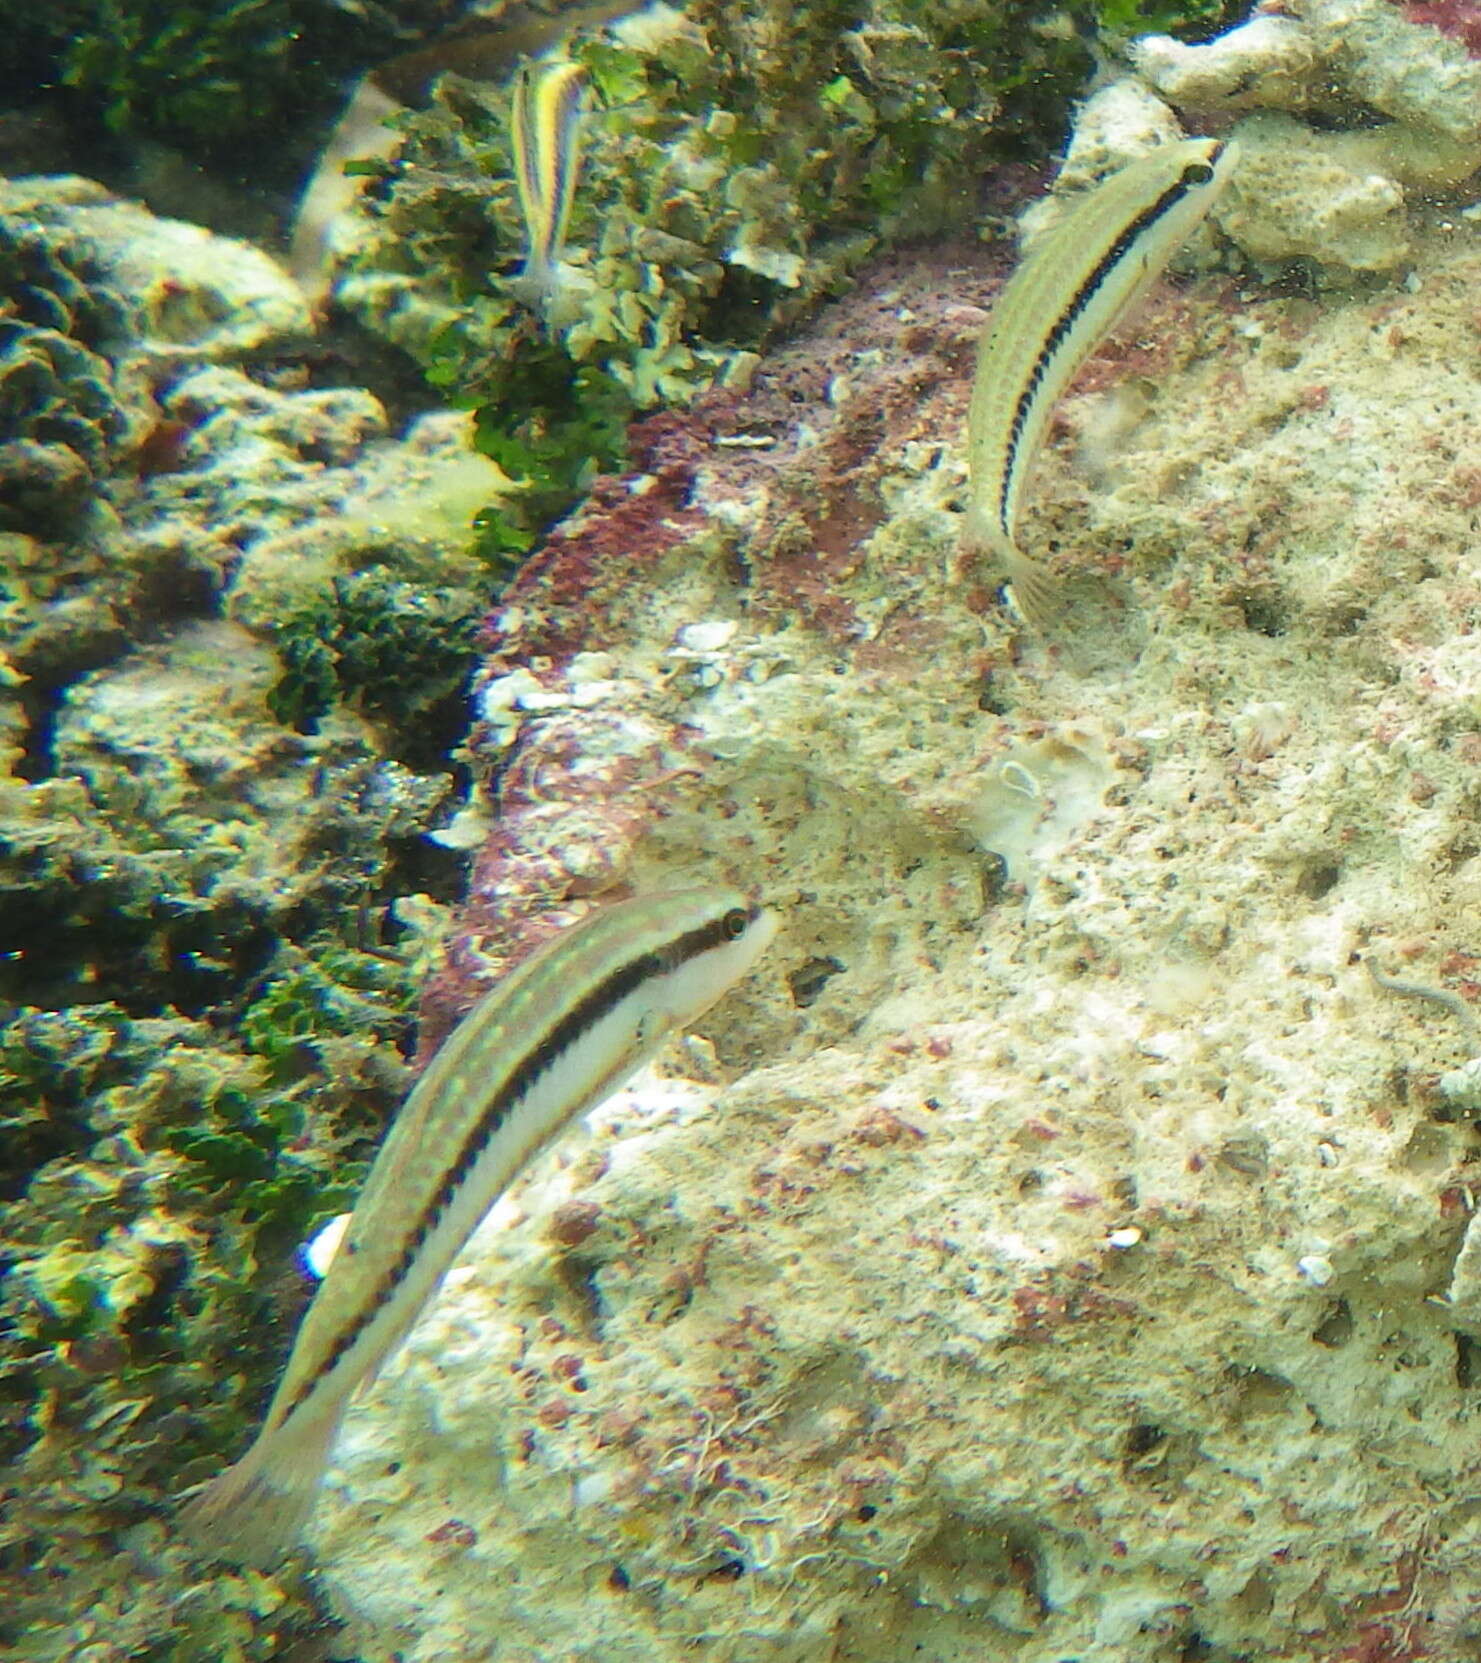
(634, 1008), (671, 1047)
(585, 1015), (675, 1104)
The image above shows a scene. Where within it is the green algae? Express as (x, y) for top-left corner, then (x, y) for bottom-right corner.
(262, 568), (483, 733)
(0, 963), (414, 1655)
(2, 0), (396, 163)
(340, 0), (1212, 554)
(0, 623), (458, 1650)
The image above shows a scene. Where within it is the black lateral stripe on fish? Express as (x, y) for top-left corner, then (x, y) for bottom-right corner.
(996, 158), (1220, 540)
(176, 887), (777, 1568)
(278, 902), (762, 1424)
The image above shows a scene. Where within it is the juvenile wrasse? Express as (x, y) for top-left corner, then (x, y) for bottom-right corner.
(288, 0), (640, 308)
(509, 56), (589, 314)
(964, 137), (1239, 629)
(177, 887), (777, 1567)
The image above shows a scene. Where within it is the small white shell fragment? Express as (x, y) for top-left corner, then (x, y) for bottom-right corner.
(676, 620), (738, 654)
(478, 667), (544, 716)
(1439, 1056), (1481, 1113)
(429, 801), (493, 851)
(1106, 1226), (1142, 1250)
(1296, 1255), (1334, 1287)
(1317, 1141), (1340, 1168)
(302, 1212), (352, 1280)
(571, 1469), (615, 1509)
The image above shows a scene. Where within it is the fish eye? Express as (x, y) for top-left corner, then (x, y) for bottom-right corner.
(722, 907), (749, 940)
(1183, 161), (1215, 185)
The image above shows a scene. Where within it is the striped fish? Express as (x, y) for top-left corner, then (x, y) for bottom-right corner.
(289, 1), (641, 310)
(177, 887), (777, 1567)
(964, 137), (1239, 629)
(510, 56), (589, 313)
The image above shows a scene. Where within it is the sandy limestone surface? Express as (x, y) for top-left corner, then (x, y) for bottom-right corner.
(309, 203), (1481, 1663)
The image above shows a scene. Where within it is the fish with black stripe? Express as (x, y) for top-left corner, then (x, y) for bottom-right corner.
(964, 136), (1240, 630)
(176, 887), (777, 1567)
(509, 55), (591, 317)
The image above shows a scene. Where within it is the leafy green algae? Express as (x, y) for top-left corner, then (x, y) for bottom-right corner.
(337, 0), (1121, 553)
(263, 568), (483, 732)
(333, 0), (1239, 554)
(0, 618), (459, 1650)
(0, 869), (424, 1657)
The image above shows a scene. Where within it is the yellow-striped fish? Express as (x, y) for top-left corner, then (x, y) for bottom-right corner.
(510, 56), (590, 313)
(289, 0), (641, 310)
(964, 137), (1239, 629)
(177, 887), (777, 1567)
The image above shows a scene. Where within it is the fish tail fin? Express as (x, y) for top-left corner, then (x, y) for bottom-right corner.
(1002, 544), (1061, 633)
(508, 255), (561, 321)
(175, 1404), (342, 1568)
(960, 502), (1060, 632)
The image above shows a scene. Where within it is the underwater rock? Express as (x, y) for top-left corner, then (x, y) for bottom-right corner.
(1051, 78), (1190, 192)
(1295, 0), (1481, 141)
(306, 199), (1481, 1659)
(0, 177), (509, 1657)
(0, 172), (506, 721)
(1119, 0), (1481, 281)
(1130, 14), (1324, 112)
(0, 438), (95, 538)
(0, 203), (132, 533)
(0, 176), (311, 359)
(1214, 110), (1411, 272)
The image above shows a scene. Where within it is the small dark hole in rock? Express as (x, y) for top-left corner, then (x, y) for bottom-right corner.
(1124, 1422), (1165, 1458)
(1312, 1297), (1353, 1348)
(787, 956), (845, 1008)
(1238, 592), (1287, 636)
(1296, 862), (1341, 900)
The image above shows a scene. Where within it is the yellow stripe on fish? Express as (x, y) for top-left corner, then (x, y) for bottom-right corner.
(964, 137), (1239, 630)
(510, 56), (589, 310)
(177, 887), (777, 1567)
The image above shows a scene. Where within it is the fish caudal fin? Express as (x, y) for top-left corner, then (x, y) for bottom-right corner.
(1002, 544), (1062, 633)
(961, 502), (1061, 632)
(175, 1404), (342, 1569)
